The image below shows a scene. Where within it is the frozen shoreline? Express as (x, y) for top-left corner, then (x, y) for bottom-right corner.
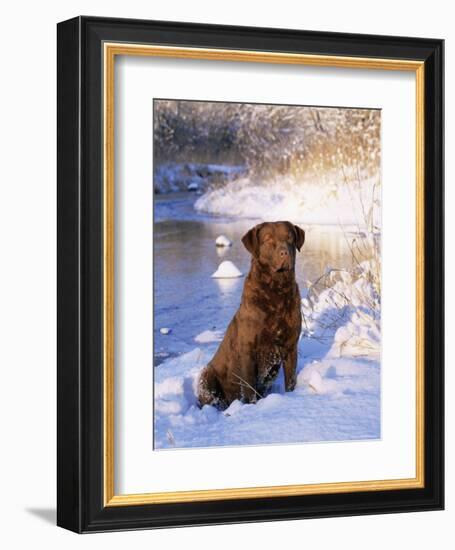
(194, 174), (380, 227)
(154, 162), (247, 194)
(154, 162), (380, 228)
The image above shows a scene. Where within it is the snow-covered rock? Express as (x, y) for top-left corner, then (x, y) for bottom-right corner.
(159, 327), (172, 335)
(215, 235), (232, 247)
(187, 181), (199, 191)
(211, 261), (243, 279)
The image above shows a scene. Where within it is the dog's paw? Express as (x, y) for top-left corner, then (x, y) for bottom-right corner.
(285, 377), (297, 392)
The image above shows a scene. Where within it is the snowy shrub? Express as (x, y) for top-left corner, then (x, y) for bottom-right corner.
(302, 255), (381, 360)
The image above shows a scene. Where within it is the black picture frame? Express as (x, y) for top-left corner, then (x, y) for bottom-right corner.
(57, 16), (444, 533)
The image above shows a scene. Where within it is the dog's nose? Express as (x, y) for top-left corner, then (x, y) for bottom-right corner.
(279, 248), (289, 258)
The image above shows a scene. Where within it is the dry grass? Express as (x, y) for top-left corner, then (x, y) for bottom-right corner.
(302, 170), (381, 357)
(154, 100), (380, 180)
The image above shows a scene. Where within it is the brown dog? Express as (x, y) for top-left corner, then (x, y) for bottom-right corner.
(198, 221), (305, 408)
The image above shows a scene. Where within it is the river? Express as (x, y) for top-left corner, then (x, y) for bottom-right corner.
(154, 192), (365, 365)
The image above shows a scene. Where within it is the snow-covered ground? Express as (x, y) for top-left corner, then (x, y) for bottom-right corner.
(195, 174), (380, 227)
(154, 259), (381, 450)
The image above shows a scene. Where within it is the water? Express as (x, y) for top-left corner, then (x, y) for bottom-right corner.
(154, 192), (363, 365)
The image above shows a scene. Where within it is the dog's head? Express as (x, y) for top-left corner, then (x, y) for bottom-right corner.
(242, 221), (305, 274)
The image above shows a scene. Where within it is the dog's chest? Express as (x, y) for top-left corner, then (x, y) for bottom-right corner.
(250, 283), (301, 390)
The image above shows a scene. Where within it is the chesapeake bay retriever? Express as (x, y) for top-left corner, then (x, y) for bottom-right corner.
(197, 221), (305, 409)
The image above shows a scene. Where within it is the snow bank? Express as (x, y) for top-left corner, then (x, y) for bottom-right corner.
(154, 258), (381, 449)
(301, 259), (381, 360)
(154, 162), (247, 194)
(154, 348), (380, 449)
(195, 174), (380, 227)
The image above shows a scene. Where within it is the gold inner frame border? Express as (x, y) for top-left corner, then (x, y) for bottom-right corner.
(103, 43), (425, 507)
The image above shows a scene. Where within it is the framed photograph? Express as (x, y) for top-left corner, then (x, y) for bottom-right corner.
(57, 16), (444, 532)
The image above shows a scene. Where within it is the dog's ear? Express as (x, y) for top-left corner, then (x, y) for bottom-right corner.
(293, 224), (305, 251)
(242, 224), (263, 256)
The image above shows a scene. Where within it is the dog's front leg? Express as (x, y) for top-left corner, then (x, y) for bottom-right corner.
(283, 347), (297, 392)
(233, 351), (259, 404)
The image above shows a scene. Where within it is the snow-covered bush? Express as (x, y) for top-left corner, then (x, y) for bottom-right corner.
(302, 255), (380, 360)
